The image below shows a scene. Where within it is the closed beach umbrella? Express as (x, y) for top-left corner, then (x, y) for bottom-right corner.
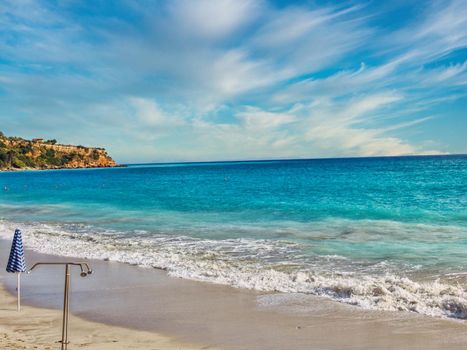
(6, 229), (26, 311)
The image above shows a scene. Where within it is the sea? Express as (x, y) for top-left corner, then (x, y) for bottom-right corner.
(0, 155), (466, 319)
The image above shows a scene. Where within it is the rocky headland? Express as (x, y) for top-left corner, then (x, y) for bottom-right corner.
(0, 132), (117, 170)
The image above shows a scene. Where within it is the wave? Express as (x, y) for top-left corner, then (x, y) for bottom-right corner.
(0, 219), (466, 320)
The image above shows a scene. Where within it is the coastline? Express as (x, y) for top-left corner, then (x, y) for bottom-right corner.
(0, 164), (123, 172)
(1, 241), (466, 349)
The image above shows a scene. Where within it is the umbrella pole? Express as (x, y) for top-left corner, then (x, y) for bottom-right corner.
(17, 272), (21, 312)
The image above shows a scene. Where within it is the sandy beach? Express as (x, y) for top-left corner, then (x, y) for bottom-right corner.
(1, 241), (466, 349)
(0, 286), (218, 350)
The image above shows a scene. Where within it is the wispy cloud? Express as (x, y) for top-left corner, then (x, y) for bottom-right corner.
(167, 0), (261, 40)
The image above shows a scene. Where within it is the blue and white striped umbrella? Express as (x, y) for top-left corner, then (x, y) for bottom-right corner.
(6, 229), (26, 311)
(6, 229), (26, 273)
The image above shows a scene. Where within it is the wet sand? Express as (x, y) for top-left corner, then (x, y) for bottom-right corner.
(1, 240), (466, 349)
(0, 287), (216, 350)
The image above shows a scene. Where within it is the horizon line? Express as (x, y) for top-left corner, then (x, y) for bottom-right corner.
(123, 153), (466, 166)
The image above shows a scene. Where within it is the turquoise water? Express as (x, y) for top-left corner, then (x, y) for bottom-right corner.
(1, 155), (466, 318)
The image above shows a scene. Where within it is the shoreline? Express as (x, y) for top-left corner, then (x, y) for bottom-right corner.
(0, 164), (123, 173)
(1, 242), (467, 349)
(1, 218), (465, 320)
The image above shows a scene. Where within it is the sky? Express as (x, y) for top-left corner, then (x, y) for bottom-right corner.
(0, 0), (466, 163)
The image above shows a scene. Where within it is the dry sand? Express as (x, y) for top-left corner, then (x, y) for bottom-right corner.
(0, 287), (217, 350)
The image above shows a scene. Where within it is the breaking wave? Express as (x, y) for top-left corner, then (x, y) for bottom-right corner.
(0, 219), (466, 320)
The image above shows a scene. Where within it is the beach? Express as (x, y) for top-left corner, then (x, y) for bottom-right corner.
(0, 286), (213, 350)
(1, 242), (467, 350)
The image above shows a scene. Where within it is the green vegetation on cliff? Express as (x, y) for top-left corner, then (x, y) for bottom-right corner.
(0, 131), (117, 170)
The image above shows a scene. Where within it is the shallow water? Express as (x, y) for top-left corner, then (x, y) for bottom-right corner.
(0, 155), (466, 318)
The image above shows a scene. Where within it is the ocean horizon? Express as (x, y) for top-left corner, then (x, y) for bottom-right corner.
(1, 154), (466, 319)
(124, 153), (466, 167)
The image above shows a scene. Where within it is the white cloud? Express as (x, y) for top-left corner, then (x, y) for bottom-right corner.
(249, 4), (370, 74)
(383, 0), (467, 63)
(237, 106), (297, 129)
(419, 61), (467, 85)
(209, 49), (291, 97)
(252, 7), (332, 47)
(168, 0), (261, 40)
(301, 94), (439, 157)
(343, 94), (402, 121)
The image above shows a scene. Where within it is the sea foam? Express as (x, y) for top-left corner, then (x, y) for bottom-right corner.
(1, 219), (466, 320)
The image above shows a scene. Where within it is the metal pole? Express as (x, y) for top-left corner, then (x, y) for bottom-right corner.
(61, 264), (70, 350)
(17, 272), (21, 312)
(27, 261), (92, 349)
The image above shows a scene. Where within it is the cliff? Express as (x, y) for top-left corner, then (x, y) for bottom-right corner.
(0, 132), (117, 170)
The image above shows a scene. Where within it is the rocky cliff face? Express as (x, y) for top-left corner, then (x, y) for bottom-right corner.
(0, 133), (117, 170)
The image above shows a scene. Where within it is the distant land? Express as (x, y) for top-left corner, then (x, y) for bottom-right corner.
(0, 131), (117, 171)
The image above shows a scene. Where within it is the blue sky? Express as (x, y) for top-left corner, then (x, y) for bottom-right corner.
(0, 0), (466, 163)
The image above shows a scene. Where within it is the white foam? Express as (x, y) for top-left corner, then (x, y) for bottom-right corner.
(1, 219), (466, 320)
